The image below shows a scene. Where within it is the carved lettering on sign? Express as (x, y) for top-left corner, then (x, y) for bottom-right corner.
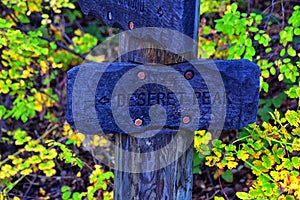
(117, 0), (145, 12)
(106, 91), (229, 107)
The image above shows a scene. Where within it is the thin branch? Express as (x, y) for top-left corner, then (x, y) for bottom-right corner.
(264, 0), (275, 30)
(23, 175), (37, 199)
(218, 177), (229, 200)
(281, 0), (285, 29)
(40, 36), (85, 59)
(247, 0), (251, 15)
(0, 1), (85, 60)
(0, 2), (21, 26)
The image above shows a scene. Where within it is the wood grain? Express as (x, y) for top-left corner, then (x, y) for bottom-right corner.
(114, 130), (194, 200)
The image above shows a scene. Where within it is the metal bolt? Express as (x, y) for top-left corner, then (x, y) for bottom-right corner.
(182, 116), (191, 124)
(137, 71), (146, 80)
(184, 70), (194, 80)
(107, 11), (112, 20)
(129, 21), (134, 30)
(134, 118), (143, 126)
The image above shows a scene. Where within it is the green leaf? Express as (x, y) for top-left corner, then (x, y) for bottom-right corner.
(280, 49), (286, 57)
(292, 157), (300, 169)
(61, 186), (70, 193)
(245, 38), (252, 46)
(262, 155), (272, 168)
(231, 3), (238, 13)
(254, 34), (260, 41)
(72, 192), (82, 200)
(221, 169), (233, 183)
(0, 105), (6, 118)
(214, 197), (225, 200)
(225, 144), (236, 152)
(265, 47), (272, 53)
(287, 46), (296, 57)
(62, 191), (71, 200)
(261, 82), (269, 93)
(236, 192), (252, 199)
(283, 58), (291, 63)
(237, 150), (249, 161)
(261, 70), (270, 78)
(249, 27), (259, 32)
(270, 67), (276, 75)
(286, 195), (294, 200)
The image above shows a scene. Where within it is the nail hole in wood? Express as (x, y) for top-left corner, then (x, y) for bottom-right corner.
(107, 11), (112, 20)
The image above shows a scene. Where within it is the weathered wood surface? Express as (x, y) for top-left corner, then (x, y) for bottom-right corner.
(77, 0), (200, 40)
(66, 59), (260, 133)
(118, 28), (197, 64)
(77, 0), (200, 64)
(114, 129), (194, 200)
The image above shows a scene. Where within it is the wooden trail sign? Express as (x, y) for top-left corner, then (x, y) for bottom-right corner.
(67, 0), (260, 199)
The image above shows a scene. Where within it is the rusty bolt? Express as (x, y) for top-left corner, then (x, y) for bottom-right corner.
(137, 71), (146, 80)
(134, 118), (143, 126)
(184, 70), (194, 80)
(182, 116), (191, 124)
(129, 21), (134, 30)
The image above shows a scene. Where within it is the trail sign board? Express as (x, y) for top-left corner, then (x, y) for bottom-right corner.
(67, 60), (259, 134)
(77, 0), (200, 39)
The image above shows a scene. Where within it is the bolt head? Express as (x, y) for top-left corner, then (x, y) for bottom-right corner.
(184, 70), (194, 80)
(182, 116), (191, 124)
(134, 118), (143, 126)
(137, 71), (146, 80)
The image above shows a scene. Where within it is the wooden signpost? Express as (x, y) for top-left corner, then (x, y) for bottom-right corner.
(67, 0), (260, 199)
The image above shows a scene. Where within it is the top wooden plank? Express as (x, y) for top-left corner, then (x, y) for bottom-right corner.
(77, 0), (200, 40)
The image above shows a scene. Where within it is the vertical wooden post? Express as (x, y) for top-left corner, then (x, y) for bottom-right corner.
(114, 131), (194, 199)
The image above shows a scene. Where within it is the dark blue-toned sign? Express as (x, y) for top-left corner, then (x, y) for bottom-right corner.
(77, 0), (199, 40)
(67, 59), (260, 134)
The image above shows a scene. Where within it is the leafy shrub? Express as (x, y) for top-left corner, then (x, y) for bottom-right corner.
(0, 0), (112, 199)
(195, 2), (300, 199)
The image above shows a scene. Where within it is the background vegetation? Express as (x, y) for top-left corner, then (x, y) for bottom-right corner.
(0, 0), (299, 199)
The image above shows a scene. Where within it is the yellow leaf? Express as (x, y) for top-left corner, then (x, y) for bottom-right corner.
(52, 62), (63, 69)
(63, 123), (73, 136)
(20, 168), (33, 176)
(86, 54), (106, 63)
(34, 102), (43, 112)
(214, 196), (225, 200)
(103, 191), (114, 200)
(217, 162), (226, 169)
(67, 3), (76, 9)
(227, 161), (238, 170)
(40, 60), (48, 73)
(44, 169), (56, 176)
(28, 1), (42, 12)
(74, 29), (82, 36)
(39, 188), (46, 196)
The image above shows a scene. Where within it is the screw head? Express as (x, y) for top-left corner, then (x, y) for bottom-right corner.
(129, 21), (134, 30)
(182, 116), (191, 124)
(137, 71), (146, 80)
(184, 70), (194, 80)
(134, 118), (143, 126)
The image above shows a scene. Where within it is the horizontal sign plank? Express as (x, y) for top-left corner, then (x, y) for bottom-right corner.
(67, 60), (260, 134)
(77, 0), (200, 40)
